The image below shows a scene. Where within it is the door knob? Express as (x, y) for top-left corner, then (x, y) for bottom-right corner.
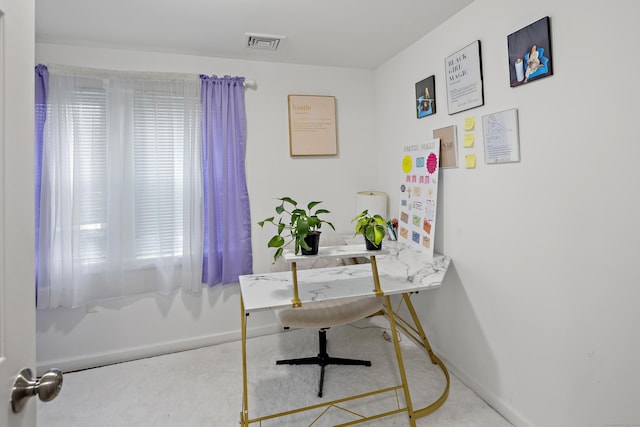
(11, 368), (63, 413)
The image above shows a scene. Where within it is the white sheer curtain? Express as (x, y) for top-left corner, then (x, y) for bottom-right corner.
(37, 65), (203, 308)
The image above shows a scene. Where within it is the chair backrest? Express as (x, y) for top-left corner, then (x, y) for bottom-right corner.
(272, 233), (383, 329)
(276, 296), (383, 328)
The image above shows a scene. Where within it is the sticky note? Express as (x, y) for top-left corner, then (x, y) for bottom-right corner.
(402, 155), (413, 173)
(463, 133), (475, 148)
(464, 116), (475, 131)
(465, 154), (476, 169)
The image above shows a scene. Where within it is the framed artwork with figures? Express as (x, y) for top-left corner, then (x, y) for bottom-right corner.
(507, 16), (553, 87)
(415, 76), (436, 118)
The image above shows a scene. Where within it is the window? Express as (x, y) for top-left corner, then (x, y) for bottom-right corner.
(37, 67), (203, 308)
(37, 66), (252, 309)
(62, 85), (194, 265)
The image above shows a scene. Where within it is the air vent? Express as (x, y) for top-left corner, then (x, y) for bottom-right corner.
(245, 33), (286, 51)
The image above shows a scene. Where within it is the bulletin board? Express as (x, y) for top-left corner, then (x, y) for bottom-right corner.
(397, 139), (440, 257)
(288, 95), (338, 156)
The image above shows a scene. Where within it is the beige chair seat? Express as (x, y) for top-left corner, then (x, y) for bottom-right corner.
(275, 295), (383, 397)
(276, 296), (383, 329)
(273, 241), (383, 397)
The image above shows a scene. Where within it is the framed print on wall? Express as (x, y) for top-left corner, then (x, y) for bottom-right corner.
(288, 94), (338, 156)
(415, 76), (436, 118)
(482, 108), (520, 164)
(445, 40), (484, 115)
(433, 125), (458, 168)
(508, 16), (553, 87)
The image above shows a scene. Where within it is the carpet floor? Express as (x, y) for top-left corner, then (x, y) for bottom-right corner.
(37, 316), (512, 426)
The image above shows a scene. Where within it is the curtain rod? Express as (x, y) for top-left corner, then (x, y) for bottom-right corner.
(47, 64), (256, 88)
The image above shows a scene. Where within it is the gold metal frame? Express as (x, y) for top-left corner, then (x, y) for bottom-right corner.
(240, 263), (450, 426)
(290, 262), (302, 307)
(370, 256), (384, 296)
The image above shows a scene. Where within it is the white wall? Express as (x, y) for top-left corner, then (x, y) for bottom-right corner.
(375, 0), (640, 426)
(35, 44), (377, 373)
(36, 1), (640, 425)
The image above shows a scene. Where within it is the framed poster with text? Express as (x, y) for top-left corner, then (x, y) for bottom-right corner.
(398, 139), (440, 257)
(445, 40), (484, 115)
(288, 95), (338, 156)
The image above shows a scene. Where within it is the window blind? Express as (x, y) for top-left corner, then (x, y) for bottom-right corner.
(72, 87), (108, 264)
(133, 90), (185, 260)
(64, 84), (193, 264)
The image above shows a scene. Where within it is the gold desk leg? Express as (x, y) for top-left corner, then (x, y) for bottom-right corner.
(401, 293), (451, 419)
(384, 295), (417, 427)
(401, 294), (439, 363)
(240, 297), (249, 427)
(290, 261), (302, 307)
(370, 256), (384, 296)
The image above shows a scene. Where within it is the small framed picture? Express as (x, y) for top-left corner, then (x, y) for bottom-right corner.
(415, 76), (436, 118)
(433, 125), (458, 168)
(508, 16), (553, 87)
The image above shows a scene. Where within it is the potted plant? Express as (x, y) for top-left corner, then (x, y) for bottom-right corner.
(352, 209), (388, 250)
(258, 197), (335, 262)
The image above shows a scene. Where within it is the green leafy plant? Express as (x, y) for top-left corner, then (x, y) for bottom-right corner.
(258, 197), (335, 262)
(352, 209), (388, 249)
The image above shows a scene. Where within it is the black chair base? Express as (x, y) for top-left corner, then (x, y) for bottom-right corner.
(276, 328), (372, 397)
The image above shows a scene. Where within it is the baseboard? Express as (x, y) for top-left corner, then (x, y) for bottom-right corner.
(432, 345), (534, 427)
(36, 322), (283, 376)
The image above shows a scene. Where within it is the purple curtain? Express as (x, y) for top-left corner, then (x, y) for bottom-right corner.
(34, 64), (48, 290)
(200, 75), (253, 286)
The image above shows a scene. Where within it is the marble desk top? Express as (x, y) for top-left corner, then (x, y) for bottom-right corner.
(283, 245), (390, 262)
(239, 240), (450, 312)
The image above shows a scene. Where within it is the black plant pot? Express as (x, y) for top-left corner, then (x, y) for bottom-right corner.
(365, 237), (382, 251)
(301, 232), (321, 255)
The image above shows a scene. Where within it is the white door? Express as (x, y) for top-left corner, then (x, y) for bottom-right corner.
(0, 0), (38, 425)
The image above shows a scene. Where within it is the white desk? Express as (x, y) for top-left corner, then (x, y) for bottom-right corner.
(239, 240), (451, 426)
(240, 242), (450, 312)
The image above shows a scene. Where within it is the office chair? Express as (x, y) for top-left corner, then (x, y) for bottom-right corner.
(275, 295), (383, 397)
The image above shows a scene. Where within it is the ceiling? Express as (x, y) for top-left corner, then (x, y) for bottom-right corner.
(35, 0), (475, 70)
